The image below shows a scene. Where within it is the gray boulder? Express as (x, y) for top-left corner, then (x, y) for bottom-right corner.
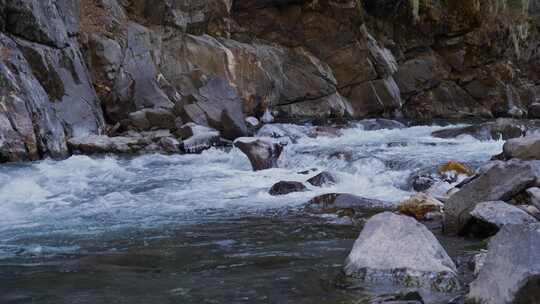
(465, 201), (538, 237)
(344, 212), (460, 292)
(234, 137), (284, 171)
(444, 160), (540, 234)
(467, 224), (540, 304)
(179, 124), (221, 154)
(501, 134), (540, 160)
(431, 118), (526, 141)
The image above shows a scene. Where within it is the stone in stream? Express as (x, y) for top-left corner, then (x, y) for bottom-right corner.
(431, 118), (526, 141)
(268, 181), (307, 196)
(397, 193), (444, 221)
(68, 135), (140, 154)
(344, 212), (460, 292)
(234, 137), (284, 171)
(306, 193), (394, 214)
(357, 119), (406, 130)
(501, 134), (540, 160)
(467, 223), (540, 304)
(463, 201), (538, 237)
(443, 160), (540, 235)
(307, 171), (337, 187)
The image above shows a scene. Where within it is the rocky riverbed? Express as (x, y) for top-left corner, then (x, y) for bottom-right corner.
(0, 121), (524, 304)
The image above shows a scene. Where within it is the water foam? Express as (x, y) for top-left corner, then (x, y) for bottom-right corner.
(0, 123), (504, 253)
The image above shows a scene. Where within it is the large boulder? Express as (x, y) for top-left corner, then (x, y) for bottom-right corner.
(467, 224), (540, 304)
(444, 160), (540, 234)
(464, 201), (538, 237)
(344, 212), (460, 292)
(178, 124), (221, 154)
(234, 137), (284, 171)
(501, 134), (540, 160)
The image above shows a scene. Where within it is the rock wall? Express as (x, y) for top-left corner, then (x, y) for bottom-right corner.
(1, 0), (540, 162)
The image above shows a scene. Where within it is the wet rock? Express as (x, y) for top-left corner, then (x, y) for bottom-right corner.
(255, 124), (312, 142)
(397, 193), (444, 221)
(464, 201), (538, 237)
(357, 119), (406, 131)
(176, 123), (217, 140)
(306, 193), (394, 214)
(269, 181), (306, 196)
(313, 126), (342, 138)
(344, 212), (460, 292)
(431, 119), (526, 141)
(467, 223), (540, 304)
(439, 161), (474, 176)
(444, 160), (540, 234)
(234, 137), (284, 171)
(307, 171), (337, 187)
(68, 135), (140, 154)
(501, 134), (540, 160)
(348, 77), (402, 118)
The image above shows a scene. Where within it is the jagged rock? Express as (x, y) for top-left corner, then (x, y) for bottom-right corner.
(444, 160), (540, 234)
(501, 134), (540, 160)
(431, 119), (526, 141)
(233, 137), (284, 171)
(464, 201), (538, 237)
(467, 224), (540, 304)
(344, 212), (460, 292)
(403, 81), (489, 121)
(128, 108), (176, 131)
(395, 52), (449, 96)
(398, 193), (444, 221)
(68, 135), (140, 154)
(306, 193), (394, 214)
(307, 171), (337, 187)
(348, 77), (402, 118)
(268, 181), (306, 196)
(0, 33), (69, 162)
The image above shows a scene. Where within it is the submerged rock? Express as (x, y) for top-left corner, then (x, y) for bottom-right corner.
(307, 171), (337, 187)
(234, 137), (284, 171)
(344, 212), (460, 293)
(269, 181), (306, 196)
(357, 119), (406, 131)
(306, 193), (394, 214)
(464, 201), (538, 237)
(467, 224), (540, 304)
(444, 160), (540, 234)
(439, 161), (474, 176)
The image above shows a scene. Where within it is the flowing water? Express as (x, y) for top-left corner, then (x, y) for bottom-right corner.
(0, 122), (504, 303)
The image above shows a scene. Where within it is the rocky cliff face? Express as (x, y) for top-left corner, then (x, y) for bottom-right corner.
(0, 0), (539, 162)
